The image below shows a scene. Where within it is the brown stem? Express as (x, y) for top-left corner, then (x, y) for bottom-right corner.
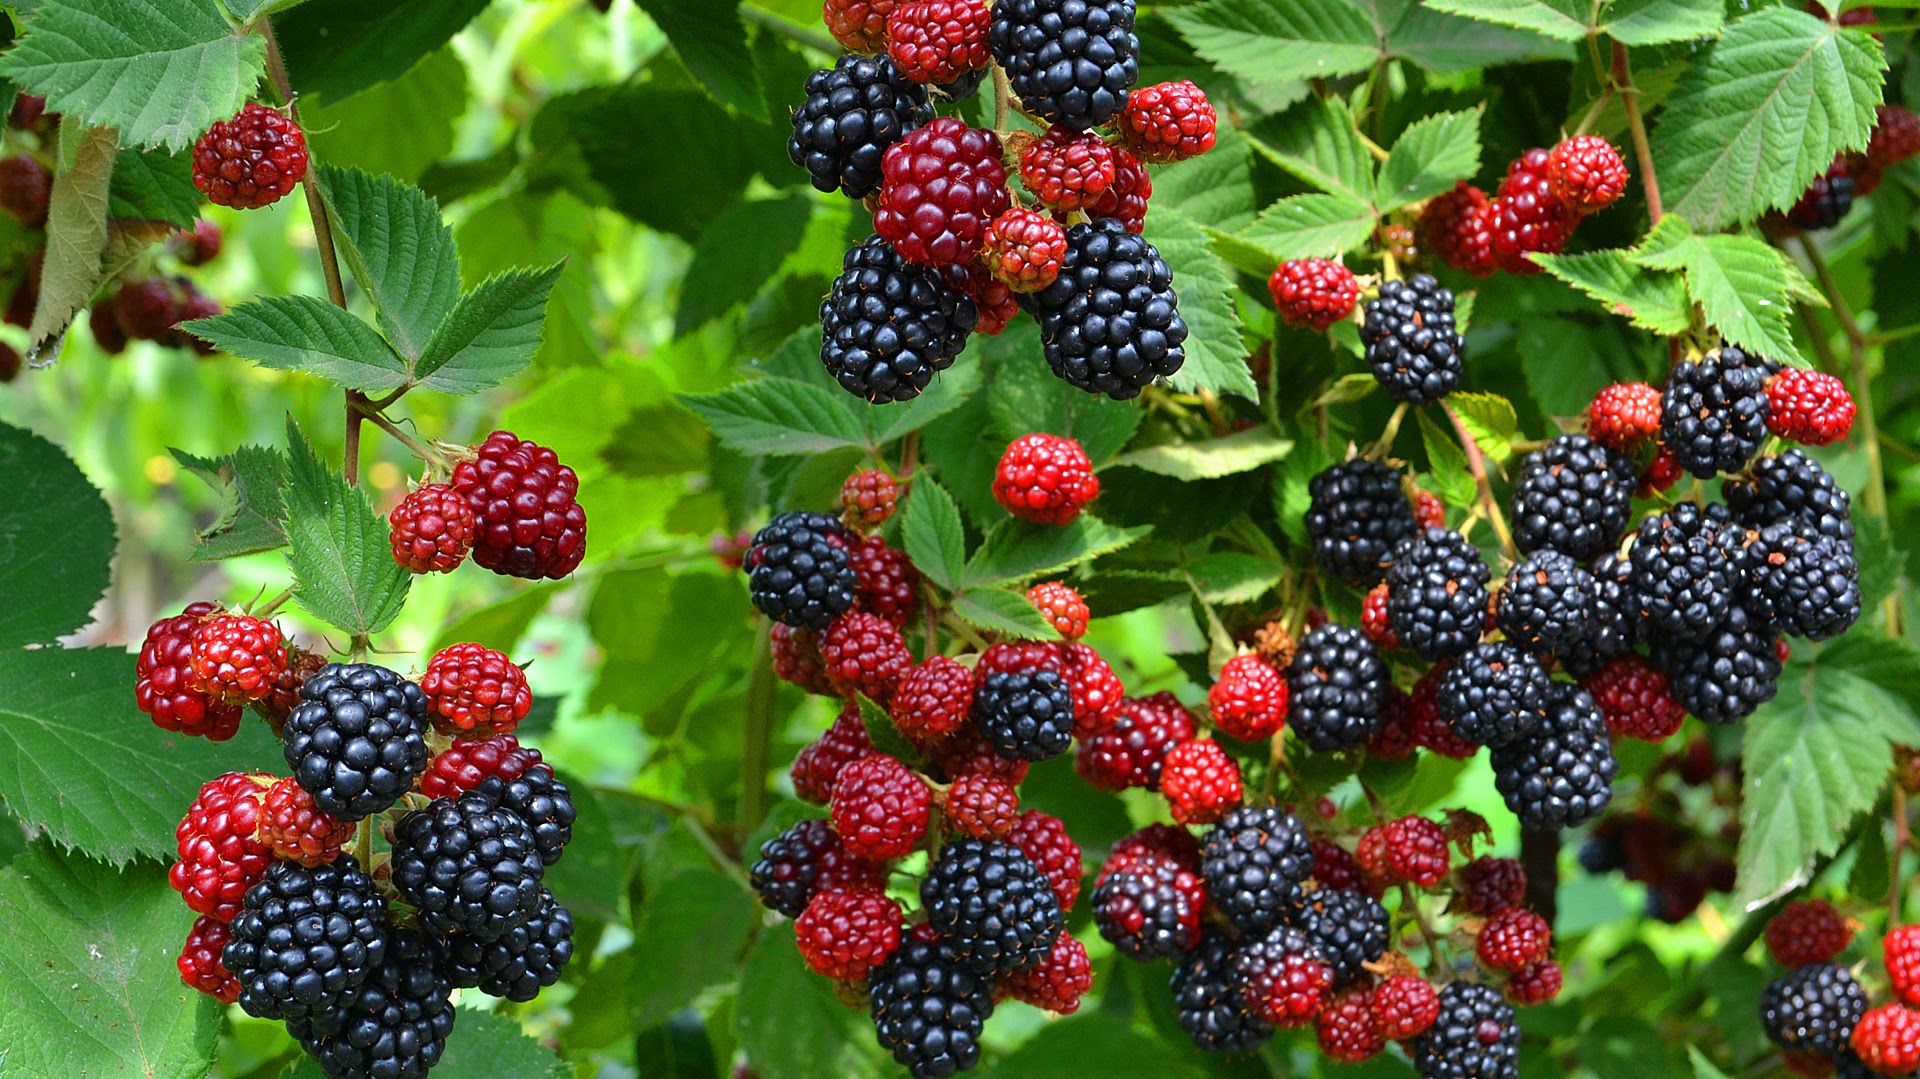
(1442, 402), (1517, 558)
(992, 66), (1012, 138)
(1520, 827), (1560, 925)
(1613, 42), (1662, 224)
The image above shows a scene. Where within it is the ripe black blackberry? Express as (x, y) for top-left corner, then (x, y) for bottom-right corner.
(1725, 449), (1855, 543)
(491, 766), (575, 866)
(1299, 888), (1389, 986)
(788, 55), (933, 199)
(1649, 605), (1782, 723)
(444, 889), (574, 1002)
(1629, 502), (1742, 641)
(921, 838), (1064, 974)
(282, 662), (430, 822)
(1409, 982), (1520, 1079)
(1286, 623), (1388, 751)
(1509, 434), (1637, 561)
(286, 929), (454, 1079)
(1200, 805), (1314, 935)
(1760, 962), (1868, 1054)
(1489, 683), (1617, 829)
(222, 855), (390, 1021)
(748, 818), (841, 918)
(972, 668), (1075, 761)
(1559, 552), (1641, 675)
(989, 0), (1139, 132)
(1662, 348), (1771, 479)
(1742, 518), (1862, 640)
(1384, 526), (1491, 661)
(869, 937), (996, 1078)
(390, 786), (546, 941)
(1018, 219), (1187, 399)
(1437, 642), (1553, 748)
(1359, 274), (1463, 403)
(746, 510), (858, 630)
(1304, 459), (1417, 585)
(1495, 548), (1593, 658)
(1092, 857), (1204, 960)
(1171, 929), (1274, 1054)
(820, 236), (977, 403)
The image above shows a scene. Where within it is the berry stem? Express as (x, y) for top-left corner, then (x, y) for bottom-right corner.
(1398, 883), (1449, 976)
(992, 65), (1013, 138)
(1369, 401), (1409, 458)
(1893, 785), (1909, 924)
(740, 622), (774, 830)
(1612, 42), (1662, 224)
(1570, 86), (1613, 138)
(938, 611), (989, 651)
(736, 4), (840, 54)
(251, 587), (295, 619)
(349, 401), (456, 471)
(1441, 401), (1517, 559)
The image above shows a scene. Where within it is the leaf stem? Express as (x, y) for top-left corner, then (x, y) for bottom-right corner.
(1369, 401), (1410, 458)
(1612, 42), (1662, 224)
(1399, 884), (1449, 976)
(1442, 401), (1516, 559)
(350, 401), (455, 470)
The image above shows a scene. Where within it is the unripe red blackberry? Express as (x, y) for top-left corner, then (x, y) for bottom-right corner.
(1507, 960), (1563, 1005)
(170, 771), (274, 921)
(891, 655), (973, 741)
(1026, 581), (1090, 640)
(874, 117), (1009, 266)
(1766, 367), (1856, 446)
(824, 0), (896, 51)
(0, 153), (50, 226)
(1072, 145), (1151, 233)
(1269, 258), (1360, 333)
(1886, 923), (1920, 1005)
(831, 754), (931, 860)
(417, 732), (540, 801)
(1160, 738), (1242, 824)
(1074, 691), (1196, 790)
(1372, 974), (1440, 1040)
(848, 534), (919, 629)
(1460, 856), (1528, 917)
(1852, 1003), (1920, 1075)
(1116, 80), (1216, 162)
(1061, 641), (1124, 735)
(770, 624), (836, 696)
(885, 0), (991, 86)
(389, 483), (475, 574)
(982, 206), (1068, 292)
(173, 218), (224, 266)
(943, 772), (1019, 839)
(1356, 815), (1450, 888)
(1583, 655), (1686, 742)
(818, 610), (912, 702)
(1003, 931), (1092, 1013)
(1586, 381), (1664, 453)
(1018, 124), (1117, 210)
(258, 776), (353, 867)
(1007, 808), (1083, 911)
(1767, 900), (1852, 968)
(1208, 653), (1288, 741)
(1421, 181), (1497, 277)
(791, 703), (876, 804)
(1544, 135), (1628, 215)
(418, 642), (532, 739)
(186, 612), (286, 704)
(179, 914), (241, 1003)
(450, 430), (586, 579)
(1317, 988), (1385, 1062)
(795, 887), (903, 980)
(993, 433), (1099, 524)
(1491, 149), (1573, 273)
(839, 469), (899, 529)
(1476, 906), (1552, 972)
(136, 601), (244, 741)
(191, 103), (308, 209)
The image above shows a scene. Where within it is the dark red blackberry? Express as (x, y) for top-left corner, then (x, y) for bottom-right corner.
(1172, 929), (1275, 1054)
(1007, 809), (1084, 911)
(136, 601), (243, 741)
(1287, 624), (1387, 751)
(1200, 805), (1313, 935)
(788, 55), (932, 199)
(1662, 348), (1772, 478)
(1491, 148), (1573, 274)
(748, 818), (883, 918)
(1489, 683), (1617, 829)
(873, 118), (1009, 266)
(820, 235), (976, 403)
(745, 511), (858, 630)
(972, 668), (1075, 761)
(790, 703), (875, 803)
(1649, 605), (1783, 722)
(1074, 691), (1196, 790)
(1766, 899), (1853, 969)
(989, 0), (1139, 132)
(0, 153), (49, 226)
(1496, 549), (1594, 658)
(1460, 857), (1528, 916)
(831, 755), (933, 860)
(1360, 274), (1463, 404)
(920, 838), (1063, 974)
(1787, 159), (1856, 231)
(1742, 518), (1862, 640)
(1234, 925), (1333, 1027)
(179, 915), (240, 1003)
(448, 430), (586, 579)
(1583, 654), (1686, 741)
(1385, 526), (1491, 661)
(1318, 988), (1386, 1062)
(1003, 931), (1093, 1013)
(1305, 459), (1417, 585)
(282, 663), (430, 821)
(848, 535), (920, 629)
(1762, 962), (1868, 1054)
(1726, 450), (1856, 543)
(1299, 888), (1389, 986)
(222, 855), (390, 1021)
(1630, 502), (1743, 640)
(490, 766), (575, 867)
(192, 103), (308, 209)
(1019, 218), (1186, 399)
(1092, 855), (1206, 959)
(765, 626), (831, 697)
(390, 786), (546, 940)
(1510, 434), (1637, 561)
(1421, 182), (1497, 277)
(887, 0), (992, 86)
(1475, 906), (1551, 971)
(868, 938), (995, 1079)
(287, 929), (454, 1077)
(1410, 982), (1520, 1079)
(1075, 144), (1150, 232)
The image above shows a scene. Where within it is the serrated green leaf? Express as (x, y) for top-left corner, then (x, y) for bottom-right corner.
(431, 1010), (572, 1079)
(1418, 411), (1478, 509)
(30, 122), (115, 345)
(855, 694), (918, 763)
(1448, 392), (1518, 461)
(1628, 217), (1814, 362)
(1387, 2), (1573, 71)
(1313, 372), (1380, 407)
(676, 195), (814, 334)
(681, 379), (868, 456)
(1378, 109), (1483, 210)
(319, 166), (462, 361)
(903, 478), (967, 590)
(1422, 0), (1589, 40)
(634, 0), (763, 119)
(276, 0), (488, 104)
(980, 1015), (1199, 1079)
(1237, 193), (1378, 262)
(415, 262), (563, 393)
(984, 330), (1142, 463)
(1188, 551), (1285, 605)
(304, 46), (467, 183)
(736, 927), (880, 1079)
(170, 444), (290, 562)
(1149, 128), (1259, 233)
(951, 586), (1059, 639)
(107, 147), (198, 227)
(1164, 0), (1378, 102)
(869, 361), (984, 445)
(1651, 8), (1884, 230)
(1604, 0), (1724, 45)
(185, 296), (411, 392)
(1532, 249), (1695, 334)
(629, 868), (756, 1029)
(1148, 210), (1256, 400)
(961, 516), (1150, 588)
(1110, 427), (1295, 481)
(1853, 513), (1904, 611)
(1247, 96), (1374, 203)
(0, 0), (265, 152)
(0, 422), (113, 648)
(281, 419), (410, 637)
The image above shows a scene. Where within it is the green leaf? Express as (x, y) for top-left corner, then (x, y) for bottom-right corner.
(951, 586), (1060, 639)
(1145, 210), (1255, 400)
(281, 419), (410, 637)
(1165, 0), (1379, 101)
(304, 46), (467, 183)
(30, 122), (116, 345)
(1148, 128), (1259, 233)
(170, 444), (291, 562)
(962, 516), (1150, 587)
(1651, 8), (1884, 229)
(1604, 0), (1724, 45)
(1448, 392), (1518, 461)
(903, 478), (967, 591)
(1236, 193), (1378, 262)
(430, 582), (561, 654)
(634, 0), (764, 119)
(1386, 3), (1572, 71)
(980, 1015), (1201, 1079)
(431, 1010), (571, 1079)
(629, 868), (756, 1029)
(855, 694), (919, 763)
(275, 0), (489, 103)
(1417, 411), (1478, 509)
(415, 262), (563, 393)
(1531, 249), (1695, 335)
(1247, 96), (1374, 204)
(1109, 427), (1294, 480)
(735, 927), (880, 1079)
(107, 147), (198, 227)
(0, 0), (266, 151)
(868, 360), (985, 446)
(539, 775), (627, 923)
(1688, 1046), (1735, 1079)
(1421, 0), (1589, 41)
(1188, 551), (1285, 605)
(681, 378), (868, 456)
(983, 333), (1142, 463)
(676, 195), (814, 334)
(319, 166), (463, 362)
(1629, 216), (1816, 362)
(0, 422), (113, 648)
(185, 296), (411, 392)
(0, 846), (219, 1076)
(1377, 109), (1483, 211)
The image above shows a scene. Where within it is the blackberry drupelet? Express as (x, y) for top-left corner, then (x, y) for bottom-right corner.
(1761, 962), (1868, 1054)
(1649, 605), (1783, 722)
(869, 937), (996, 1078)
(1629, 502), (1743, 641)
(282, 663), (430, 822)
(1495, 549), (1594, 658)
(1409, 982), (1521, 1079)
(222, 855), (390, 1022)
(820, 236), (977, 403)
(788, 55), (933, 199)
(1662, 348), (1771, 478)
(1509, 434), (1637, 561)
(1092, 856), (1205, 959)
(390, 786), (545, 941)
(921, 838), (1064, 974)
(1725, 449), (1855, 543)
(989, 0), (1139, 131)
(1200, 805), (1314, 935)
(1172, 929), (1275, 1054)
(1489, 683), (1617, 829)
(1742, 518), (1862, 640)
(1286, 624), (1389, 751)
(286, 929), (454, 1079)
(972, 668), (1075, 761)
(1019, 218), (1187, 399)
(491, 765), (577, 866)
(1437, 642), (1553, 748)
(1384, 526), (1491, 661)
(745, 510), (858, 630)
(1304, 459), (1417, 585)
(1299, 888), (1390, 986)
(443, 889), (574, 1002)
(1359, 274), (1464, 404)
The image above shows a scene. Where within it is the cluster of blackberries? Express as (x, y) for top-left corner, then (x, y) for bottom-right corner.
(386, 430), (588, 581)
(1758, 912), (1920, 1076)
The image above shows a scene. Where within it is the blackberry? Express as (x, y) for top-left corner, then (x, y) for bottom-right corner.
(443, 890), (574, 1002)
(820, 236), (977, 403)
(1725, 449), (1855, 542)
(1509, 434), (1637, 561)
(788, 55), (933, 199)
(1385, 526), (1492, 660)
(1234, 925), (1333, 1027)
(1171, 929), (1274, 1054)
(1489, 683), (1617, 829)
(1436, 642), (1551, 748)
(1287, 624), (1388, 751)
(1649, 605), (1782, 722)
(1662, 348), (1771, 478)
(1200, 805), (1313, 935)
(282, 663), (430, 822)
(1787, 161), (1856, 231)
(491, 766), (576, 866)
(1742, 518), (1862, 640)
(1629, 502), (1743, 641)
(745, 511), (858, 630)
(1092, 856), (1205, 959)
(869, 938), (995, 1078)
(1299, 888), (1390, 986)
(920, 838), (1064, 974)
(989, 0), (1139, 132)
(1559, 552), (1641, 675)
(1409, 982), (1520, 1079)
(1304, 459), (1417, 585)
(223, 856), (390, 1022)
(1359, 274), (1463, 404)
(390, 787), (545, 941)
(1761, 962), (1868, 1054)
(972, 668), (1075, 761)
(748, 818), (881, 918)
(286, 929), (454, 1079)
(1495, 549), (1593, 658)
(1019, 218), (1186, 398)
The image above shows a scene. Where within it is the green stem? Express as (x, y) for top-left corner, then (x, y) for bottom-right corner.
(739, 623), (775, 831)
(736, 3), (840, 54)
